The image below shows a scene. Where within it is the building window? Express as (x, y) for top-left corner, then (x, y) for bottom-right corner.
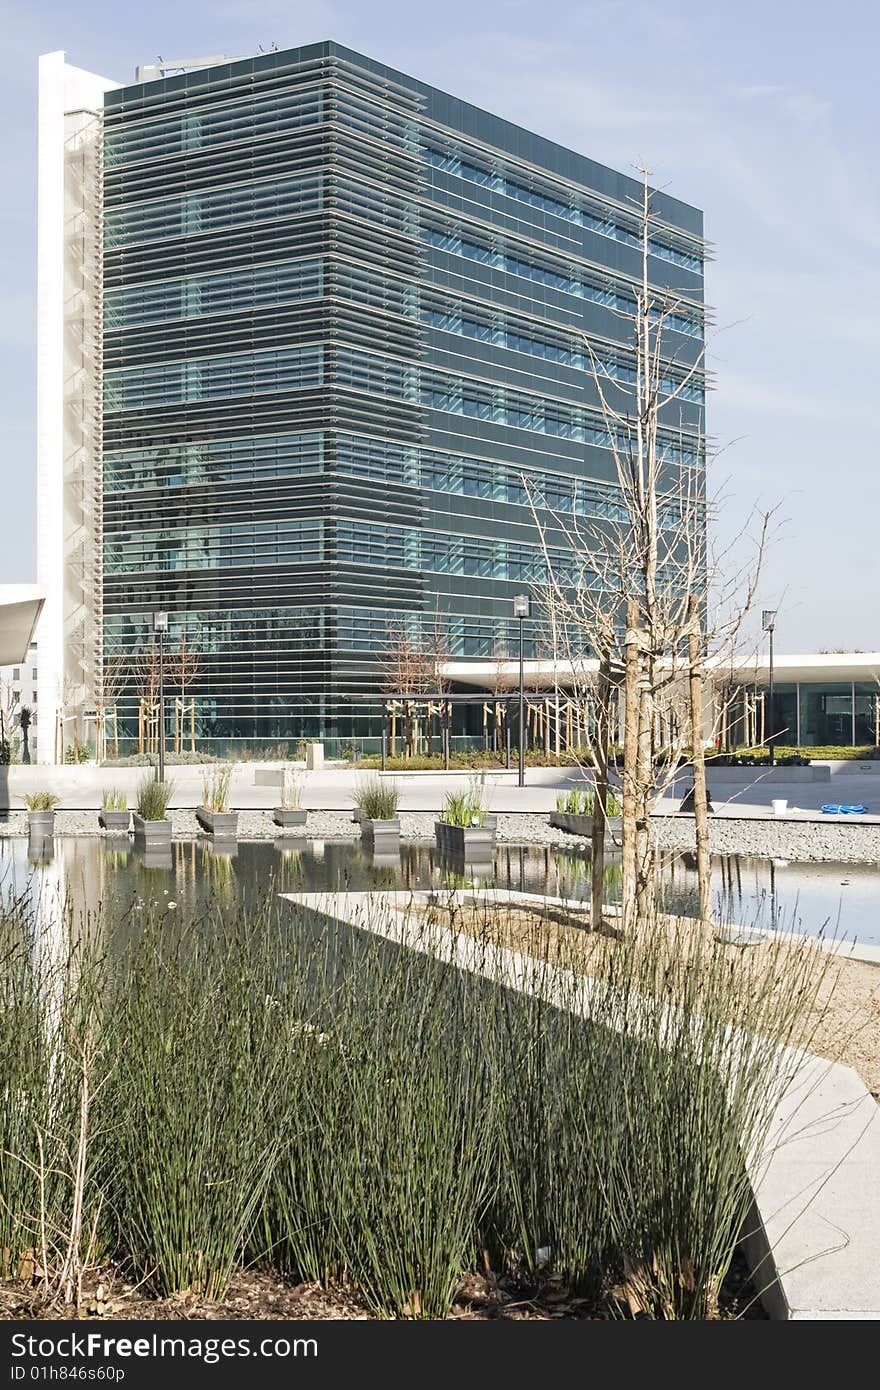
(12, 668), (19, 682)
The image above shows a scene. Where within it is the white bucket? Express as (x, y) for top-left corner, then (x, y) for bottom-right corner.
(771, 799), (788, 816)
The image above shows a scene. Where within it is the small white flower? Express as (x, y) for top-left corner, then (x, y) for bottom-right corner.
(166, 901), (177, 909)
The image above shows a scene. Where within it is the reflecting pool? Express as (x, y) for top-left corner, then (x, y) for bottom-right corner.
(0, 836), (876, 945)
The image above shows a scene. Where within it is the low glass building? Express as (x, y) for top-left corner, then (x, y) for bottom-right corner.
(716, 656), (880, 750)
(441, 652), (880, 752)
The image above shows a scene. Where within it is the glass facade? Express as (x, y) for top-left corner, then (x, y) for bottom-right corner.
(101, 41), (706, 751)
(726, 681), (880, 749)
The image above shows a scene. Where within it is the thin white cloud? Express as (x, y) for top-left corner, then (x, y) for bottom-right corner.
(734, 82), (832, 123)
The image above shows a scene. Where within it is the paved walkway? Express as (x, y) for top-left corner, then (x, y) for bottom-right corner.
(2, 759), (879, 820)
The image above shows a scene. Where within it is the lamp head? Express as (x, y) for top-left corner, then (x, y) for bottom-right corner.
(513, 594), (531, 620)
(153, 610), (169, 634)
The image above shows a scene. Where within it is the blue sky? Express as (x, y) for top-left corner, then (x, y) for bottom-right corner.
(2, 0), (877, 649)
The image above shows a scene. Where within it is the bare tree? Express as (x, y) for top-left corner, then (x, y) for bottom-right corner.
(166, 634), (201, 753)
(133, 643), (162, 756)
(381, 612), (450, 759)
(528, 167), (771, 931)
(94, 654), (127, 761)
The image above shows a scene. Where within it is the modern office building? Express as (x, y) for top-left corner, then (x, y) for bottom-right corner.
(36, 41), (707, 759)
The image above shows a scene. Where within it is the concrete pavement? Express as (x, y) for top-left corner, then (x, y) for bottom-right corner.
(0, 761), (580, 812)
(3, 757), (879, 821)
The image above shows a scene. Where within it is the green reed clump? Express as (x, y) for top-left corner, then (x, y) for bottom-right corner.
(135, 776), (173, 820)
(100, 788), (127, 812)
(440, 777), (486, 827)
(556, 786), (623, 817)
(265, 913), (497, 1316)
(458, 902), (833, 1317)
(0, 898), (111, 1300)
(353, 776), (399, 821)
(101, 911), (287, 1299)
(0, 880), (836, 1319)
(0, 903), (56, 1275)
(556, 785), (623, 817)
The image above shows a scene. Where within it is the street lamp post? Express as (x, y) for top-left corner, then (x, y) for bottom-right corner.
(153, 611), (168, 783)
(762, 610), (777, 766)
(513, 595), (530, 788)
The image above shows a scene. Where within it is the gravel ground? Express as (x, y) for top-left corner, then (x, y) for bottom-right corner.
(4, 808), (880, 862)
(652, 814), (880, 864)
(0, 808), (579, 847)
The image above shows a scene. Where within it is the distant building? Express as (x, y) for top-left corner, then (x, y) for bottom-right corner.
(36, 43), (706, 759)
(0, 641), (39, 754)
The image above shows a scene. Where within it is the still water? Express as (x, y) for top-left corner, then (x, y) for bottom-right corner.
(0, 836), (877, 946)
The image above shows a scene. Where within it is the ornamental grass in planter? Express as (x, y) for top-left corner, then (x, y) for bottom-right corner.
(354, 775), (400, 844)
(99, 787), (130, 833)
(551, 786), (622, 840)
(435, 780), (495, 858)
(274, 768), (307, 829)
(24, 790), (60, 838)
(132, 774), (174, 846)
(197, 766), (237, 838)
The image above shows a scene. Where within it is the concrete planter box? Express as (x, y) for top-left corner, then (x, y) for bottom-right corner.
(360, 817), (400, 846)
(550, 812), (622, 843)
(132, 814), (172, 849)
(196, 808), (239, 838)
(435, 820), (496, 858)
(99, 810), (130, 833)
(27, 810), (55, 838)
(273, 807), (308, 829)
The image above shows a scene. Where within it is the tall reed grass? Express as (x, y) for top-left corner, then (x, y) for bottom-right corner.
(440, 776), (487, 827)
(201, 765), (232, 812)
(0, 885), (833, 1318)
(135, 776), (173, 820)
(556, 786), (622, 817)
(353, 776), (399, 821)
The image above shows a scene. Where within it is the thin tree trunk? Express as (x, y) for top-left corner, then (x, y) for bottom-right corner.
(622, 601), (641, 931)
(590, 647), (612, 931)
(635, 656), (655, 924)
(688, 594), (712, 923)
